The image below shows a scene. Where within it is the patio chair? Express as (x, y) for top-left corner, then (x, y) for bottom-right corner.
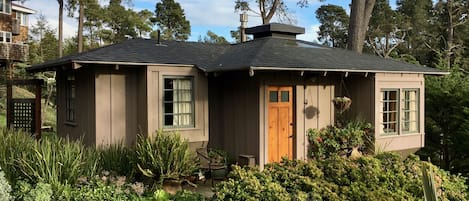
(196, 148), (227, 186)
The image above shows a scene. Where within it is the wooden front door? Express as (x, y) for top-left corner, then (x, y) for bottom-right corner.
(268, 86), (294, 163)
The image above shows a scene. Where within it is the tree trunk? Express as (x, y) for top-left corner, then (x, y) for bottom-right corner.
(77, 0), (84, 53)
(446, 0), (454, 68)
(57, 0), (64, 57)
(259, 0), (267, 24)
(347, 0), (376, 53)
(58, 0), (63, 57)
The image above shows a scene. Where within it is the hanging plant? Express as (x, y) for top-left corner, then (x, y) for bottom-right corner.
(333, 96), (352, 114)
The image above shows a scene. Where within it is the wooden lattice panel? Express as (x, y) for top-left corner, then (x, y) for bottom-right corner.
(10, 99), (36, 133)
(6, 79), (43, 139)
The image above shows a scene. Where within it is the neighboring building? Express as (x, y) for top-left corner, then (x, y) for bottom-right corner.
(28, 23), (447, 168)
(0, 0), (34, 69)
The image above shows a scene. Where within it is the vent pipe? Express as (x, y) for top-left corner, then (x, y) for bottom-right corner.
(240, 13), (248, 42)
(157, 30), (161, 44)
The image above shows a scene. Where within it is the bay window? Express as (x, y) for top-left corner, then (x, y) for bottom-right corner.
(380, 89), (419, 135)
(163, 76), (194, 128)
(16, 12), (28, 25)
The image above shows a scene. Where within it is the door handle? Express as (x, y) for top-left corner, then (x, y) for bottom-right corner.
(288, 135), (294, 138)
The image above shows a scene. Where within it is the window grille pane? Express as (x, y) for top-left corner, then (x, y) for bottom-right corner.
(5, 0), (9, 13)
(269, 91), (278, 102)
(66, 74), (76, 122)
(5, 32), (10, 43)
(381, 90), (399, 135)
(163, 77), (194, 127)
(402, 90), (419, 133)
(281, 91), (289, 102)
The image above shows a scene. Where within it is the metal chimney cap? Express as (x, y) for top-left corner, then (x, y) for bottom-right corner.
(246, 23), (305, 35)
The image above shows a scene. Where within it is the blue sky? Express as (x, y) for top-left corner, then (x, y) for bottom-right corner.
(23, 0), (350, 43)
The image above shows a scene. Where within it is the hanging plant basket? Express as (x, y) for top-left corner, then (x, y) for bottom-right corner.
(333, 96), (352, 113)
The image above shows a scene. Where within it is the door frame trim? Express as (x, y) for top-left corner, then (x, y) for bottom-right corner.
(263, 85), (296, 164)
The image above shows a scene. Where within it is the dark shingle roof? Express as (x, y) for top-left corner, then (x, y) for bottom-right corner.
(28, 39), (227, 71)
(210, 37), (445, 74)
(29, 36), (446, 75)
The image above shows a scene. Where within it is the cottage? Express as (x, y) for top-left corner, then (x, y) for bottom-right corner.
(29, 23), (446, 167)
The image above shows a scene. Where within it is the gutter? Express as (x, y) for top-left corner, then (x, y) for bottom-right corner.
(28, 60), (199, 72)
(248, 66), (450, 76)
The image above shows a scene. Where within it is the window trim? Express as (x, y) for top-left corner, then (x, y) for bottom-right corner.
(16, 11), (27, 26)
(65, 74), (76, 123)
(380, 88), (420, 136)
(401, 88), (420, 134)
(380, 89), (400, 135)
(162, 76), (195, 129)
(0, 0), (11, 14)
(0, 31), (12, 43)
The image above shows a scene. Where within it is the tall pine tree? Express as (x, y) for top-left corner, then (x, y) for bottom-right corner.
(152, 0), (190, 41)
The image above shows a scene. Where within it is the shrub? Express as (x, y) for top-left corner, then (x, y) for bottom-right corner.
(0, 128), (36, 183)
(0, 166), (12, 201)
(214, 165), (291, 201)
(23, 182), (53, 201)
(16, 135), (99, 195)
(214, 153), (468, 201)
(98, 143), (137, 179)
(171, 190), (207, 201)
(135, 131), (198, 185)
(307, 121), (372, 160)
(67, 175), (144, 201)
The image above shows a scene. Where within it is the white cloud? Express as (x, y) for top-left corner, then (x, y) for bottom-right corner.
(297, 24), (319, 42)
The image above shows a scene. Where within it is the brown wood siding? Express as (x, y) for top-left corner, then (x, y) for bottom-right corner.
(56, 68), (96, 145)
(211, 72), (337, 167)
(146, 65), (209, 146)
(136, 69), (148, 136)
(95, 67), (139, 146)
(209, 72), (260, 162)
(258, 73), (337, 167)
(12, 25), (27, 43)
(343, 75), (375, 123)
(0, 13), (12, 32)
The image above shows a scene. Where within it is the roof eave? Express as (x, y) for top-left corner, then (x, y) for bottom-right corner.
(27, 60), (203, 72)
(12, 4), (35, 14)
(206, 66), (449, 75)
(249, 66), (449, 75)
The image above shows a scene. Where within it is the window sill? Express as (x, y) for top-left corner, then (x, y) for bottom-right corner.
(64, 121), (78, 127)
(163, 127), (198, 132)
(378, 132), (422, 139)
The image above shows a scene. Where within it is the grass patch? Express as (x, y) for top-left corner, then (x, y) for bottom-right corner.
(0, 113), (5, 127)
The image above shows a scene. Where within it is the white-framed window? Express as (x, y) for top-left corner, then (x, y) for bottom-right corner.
(163, 76), (194, 128)
(380, 88), (420, 135)
(402, 89), (419, 133)
(0, 31), (12, 43)
(0, 0), (11, 14)
(16, 11), (28, 25)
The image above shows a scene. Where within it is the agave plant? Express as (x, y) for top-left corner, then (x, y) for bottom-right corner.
(422, 161), (438, 201)
(135, 131), (198, 185)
